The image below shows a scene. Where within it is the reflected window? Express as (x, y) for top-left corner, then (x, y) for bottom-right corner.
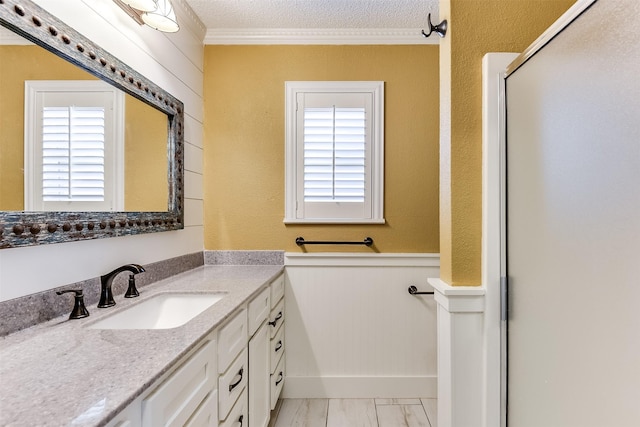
(24, 80), (124, 211)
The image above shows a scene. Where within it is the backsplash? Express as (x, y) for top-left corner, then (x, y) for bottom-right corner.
(204, 250), (284, 265)
(0, 250), (285, 337)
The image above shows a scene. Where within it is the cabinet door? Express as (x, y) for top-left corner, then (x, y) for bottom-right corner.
(185, 391), (218, 427)
(248, 322), (270, 427)
(270, 324), (284, 374)
(142, 338), (217, 427)
(220, 389), (247, 427)
(219, 349), (248, 420)
(270, 274), (284, 308)
(268, 299), (284, 339)
(248, 288), (270, 337)
(270, 354), (285, 410)
(218, 309), (247, 373)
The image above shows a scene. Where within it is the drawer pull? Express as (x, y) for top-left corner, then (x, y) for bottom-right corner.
(275, 372), (284, 386)
(269, 312), (283, 328)
(238, 414), (244, 426)
(228, 367), (244, 392)
(274, 340), (283, 352)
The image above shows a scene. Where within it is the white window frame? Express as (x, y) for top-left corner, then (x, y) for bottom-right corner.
(284, 81), (385, 224)
(24, 80), (124, 212)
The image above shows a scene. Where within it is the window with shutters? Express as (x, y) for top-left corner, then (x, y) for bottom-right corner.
(284, 81), (384, 223)
(24, 80), (124, 211)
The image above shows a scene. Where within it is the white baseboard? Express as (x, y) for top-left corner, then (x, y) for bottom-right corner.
(282, 376), (437, 399)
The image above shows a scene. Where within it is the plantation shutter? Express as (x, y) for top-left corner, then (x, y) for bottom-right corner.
(296, 92), (373, 220)
(42, 106), (106, 201)
(303, 106), (366, 202)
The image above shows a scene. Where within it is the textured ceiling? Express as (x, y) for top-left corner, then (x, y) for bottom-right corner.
(184, 0), (438, 30)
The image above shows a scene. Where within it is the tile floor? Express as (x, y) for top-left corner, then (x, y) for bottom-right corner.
(270, 398), (437, 427)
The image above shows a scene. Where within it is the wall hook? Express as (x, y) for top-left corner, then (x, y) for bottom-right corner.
(421, 13), (447, 38)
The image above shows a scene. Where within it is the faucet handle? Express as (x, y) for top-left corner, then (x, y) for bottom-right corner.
(56, 289), (90, 320)
(124, 275), (140, 298)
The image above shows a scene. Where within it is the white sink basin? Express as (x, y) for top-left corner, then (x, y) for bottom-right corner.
(88, 292), (226, 330)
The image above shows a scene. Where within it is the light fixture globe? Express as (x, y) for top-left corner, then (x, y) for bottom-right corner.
(142, 0), (179, 33)
(121, 0), (156, 12)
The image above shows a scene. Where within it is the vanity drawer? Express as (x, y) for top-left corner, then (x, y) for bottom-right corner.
(247, 287), (270, 337)
(270, 274), (285, 307)
(220, 388), (247, 427)
(219, 349), (248, 421)
(184, 390), (218, 427)
(218, 309), (247, 373)
(270, 354), (285, 410)
(270, 324), (285, 372)
(268, 298), (284, 339)
(142, 338), (217, 427)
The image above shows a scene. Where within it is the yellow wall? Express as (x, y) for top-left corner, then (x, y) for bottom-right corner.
(124, 95), (168, 211)
(203, 45), (440, 252)
(439, 0), (576, 285)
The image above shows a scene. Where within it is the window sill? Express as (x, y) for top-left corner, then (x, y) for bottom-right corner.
(283, 218), (386, 225)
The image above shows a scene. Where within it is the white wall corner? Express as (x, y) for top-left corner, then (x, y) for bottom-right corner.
(428, 277), (485, 427)
(172, 0), (207, 42)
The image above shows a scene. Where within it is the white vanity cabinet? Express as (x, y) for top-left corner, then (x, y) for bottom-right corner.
(248, 287), (271, 427)
(105, 272), (285, 427)
(217, 310), (248, 424)
(105, 334), (218, 427)
(246, 273), (286, 426)
(142, 337), (218, 427)
(268, 275), (285, 410)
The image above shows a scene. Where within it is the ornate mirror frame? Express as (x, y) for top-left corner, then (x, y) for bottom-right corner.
(0, 0), (184, 249)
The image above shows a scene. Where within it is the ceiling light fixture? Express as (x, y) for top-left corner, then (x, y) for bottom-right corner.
(141, 0), (180, 33)
(120, 0), (156, 12)
(113, 0), (180, 33)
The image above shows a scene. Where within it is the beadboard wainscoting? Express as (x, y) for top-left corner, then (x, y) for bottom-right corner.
(283, 253), (439, 399)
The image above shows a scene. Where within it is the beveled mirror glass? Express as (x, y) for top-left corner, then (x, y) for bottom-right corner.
(0, 0), (184, 249)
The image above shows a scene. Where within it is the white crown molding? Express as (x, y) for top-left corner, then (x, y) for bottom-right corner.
(204, 28), (440, 45)
(172, 0), (207, 42)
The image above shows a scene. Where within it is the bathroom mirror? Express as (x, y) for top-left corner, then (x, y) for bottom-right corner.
(0, 0), (184, 249)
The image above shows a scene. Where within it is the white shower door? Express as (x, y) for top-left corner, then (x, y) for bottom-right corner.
(504, 0), (640, 425)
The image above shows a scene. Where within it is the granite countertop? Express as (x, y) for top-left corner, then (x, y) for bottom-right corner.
(0, 265), (284, 427)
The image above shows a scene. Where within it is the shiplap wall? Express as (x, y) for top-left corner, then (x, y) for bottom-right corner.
(0, 0), (205, 301)
(283, 253), (439, 398)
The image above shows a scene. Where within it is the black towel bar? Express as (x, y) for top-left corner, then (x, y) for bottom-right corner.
(408, 285), (434, 295)
(295, 237), (374, 247)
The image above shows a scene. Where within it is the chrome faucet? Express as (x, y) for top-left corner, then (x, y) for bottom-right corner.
(98, 264), (146, 308)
